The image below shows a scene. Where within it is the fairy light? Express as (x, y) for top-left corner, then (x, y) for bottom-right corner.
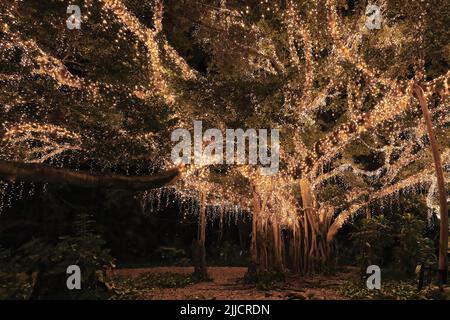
(2, 123), (82, 163)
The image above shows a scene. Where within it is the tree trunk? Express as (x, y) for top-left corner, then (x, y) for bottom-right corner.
(217, 208), (224, 243)
(193, 190), (209, 280)
(366, 207), (372, 219)
(414, 84), (448, 284)
(260, 218), (268, 271)
(300, 179), (314, 273)
(246, 187), (260, 279)
(299, 179), (334, 273)
(0, 160), (180, 190)
(251, 189), (259, 260)
(292, 218), (300, 273)
(272, 219), (283, 271)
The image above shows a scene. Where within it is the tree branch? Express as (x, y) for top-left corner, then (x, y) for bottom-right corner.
(191, 19), (284, 75)
(0, 160), (180, 190)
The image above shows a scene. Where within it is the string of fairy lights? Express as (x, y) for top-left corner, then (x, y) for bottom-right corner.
(0, 1), (448, 236)
(1, 122), (82, 163)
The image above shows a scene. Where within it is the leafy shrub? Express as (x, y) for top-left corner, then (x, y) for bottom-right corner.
(0, 272), (32, 300)
(351, 205), (435, 278)
(155, 246), (187, 263)
(1, 214), (116, 299)
(391, 213), (435, 276)
(352, 214), (394, 269)
(208, 241), (248, 266)
(6, 234), (115, 299)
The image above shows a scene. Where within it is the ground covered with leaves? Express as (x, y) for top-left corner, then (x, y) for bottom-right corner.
(2, 266), (449, 300)
(106, 266), (448, 300)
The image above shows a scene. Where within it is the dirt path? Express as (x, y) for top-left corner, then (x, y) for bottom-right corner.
(113, 266), (354, 300)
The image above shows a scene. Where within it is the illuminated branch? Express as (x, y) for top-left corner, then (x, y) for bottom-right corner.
(99, 0), (196, 92)
(327, 170), (435, 243)
(0, 160), (180, 190)
(194, 20), (284, 75)
(7, 33), (90, 91)
(2, 123), (82, 163)
(303, 85), (413, 177)
(325, 0), (396, 88)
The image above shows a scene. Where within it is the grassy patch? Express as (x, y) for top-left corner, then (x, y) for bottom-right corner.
(0, 271), (198, 300)
(341, 279), (448, 300)
(108, 272), (197, 299)
(0, 273), (32, 300)
(244, 269), (285, 290)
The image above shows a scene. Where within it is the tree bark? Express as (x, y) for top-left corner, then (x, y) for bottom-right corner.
(366, 207), (372, 219)
(272, 219), (283, 271)
(300, 179), (314, 273)
(0, 160), (180, 190)
(414, 84), (448, 285)
(292, 218), (300, 273)
(246, 187), (261, 280)
(193, 190), (209, 280)
(251, 188), (260, 265)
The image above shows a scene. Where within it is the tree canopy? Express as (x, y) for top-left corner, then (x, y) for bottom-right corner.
(0, 0), (449, 276)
